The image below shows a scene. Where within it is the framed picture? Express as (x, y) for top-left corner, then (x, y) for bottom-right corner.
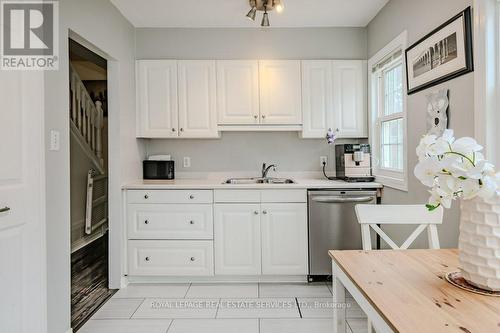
(405, 7), (473, 95)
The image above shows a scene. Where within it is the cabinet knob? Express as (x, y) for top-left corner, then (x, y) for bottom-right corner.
(144, 220), (149, 225)
(190, 257), (196, 261)
(180, 128), (184, 132)
(145, 256), (150, 262)
(189, 195), (195, 199)
(261, 115), (266, 119)
(189, 220), (194, 225)
(254, 115), (258, 119)
(144, 194), (149, 199)
(262, 210), (268, 215)
(171, 128), (176, 132)
(254, 211), (259, 215)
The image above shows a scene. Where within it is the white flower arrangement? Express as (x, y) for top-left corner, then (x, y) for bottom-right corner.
(414, 129), (500, 211)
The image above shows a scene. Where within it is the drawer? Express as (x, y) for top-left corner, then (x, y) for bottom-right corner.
(214, 190), (261, 203)
(128, 204), (213, 240)
(128, 240), (214, 276)
(127, 190), (213, 204)
(261, 189), (306, 203)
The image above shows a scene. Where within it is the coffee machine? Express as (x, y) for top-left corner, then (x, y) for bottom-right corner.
(335, 144), (375, 182)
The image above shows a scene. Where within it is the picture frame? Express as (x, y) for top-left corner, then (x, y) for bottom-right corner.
(405, 7), (473, 95)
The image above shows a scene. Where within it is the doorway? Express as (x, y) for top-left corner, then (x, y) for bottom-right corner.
(69, 38), (114, 331)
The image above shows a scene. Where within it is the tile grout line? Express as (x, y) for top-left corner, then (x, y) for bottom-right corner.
(295, 297), (303, 319)
(128, 298), (146, 319)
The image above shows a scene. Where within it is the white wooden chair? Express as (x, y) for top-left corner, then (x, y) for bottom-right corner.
(354, 204), (443, 333)
(355, 204), (443, 250)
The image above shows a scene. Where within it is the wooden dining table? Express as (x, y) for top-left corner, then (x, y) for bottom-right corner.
(329, 249), (500, 333)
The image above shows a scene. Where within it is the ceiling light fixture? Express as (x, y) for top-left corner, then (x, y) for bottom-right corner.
(245, 0), (284, 27)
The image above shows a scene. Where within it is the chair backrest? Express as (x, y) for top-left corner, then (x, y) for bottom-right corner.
(355, 204), (443, 250)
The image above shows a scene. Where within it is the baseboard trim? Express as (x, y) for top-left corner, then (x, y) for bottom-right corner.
(126, 275), (308, 284)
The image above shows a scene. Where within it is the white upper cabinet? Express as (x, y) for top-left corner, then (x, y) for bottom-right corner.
(214, 204), (262, 275)
(332, 60), (367, 138)
(217, 60), (260, 125)
(177, 60), (219, 138)
(301, 61), (334, 138)
(259, 60), (302, 125)
(261, 203), (308, 275)
(136, 60), (178, 138)
(301, 60), (367, 139)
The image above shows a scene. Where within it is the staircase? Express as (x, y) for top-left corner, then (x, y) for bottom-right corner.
(69, 63), (105, 174)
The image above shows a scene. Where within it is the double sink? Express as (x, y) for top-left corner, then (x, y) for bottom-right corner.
(223, 177), (295, 185)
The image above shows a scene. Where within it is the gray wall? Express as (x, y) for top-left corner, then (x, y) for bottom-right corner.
(44, 1), (143, 332)
(137, 27), (368, 175)
(367, 0), (474, 248)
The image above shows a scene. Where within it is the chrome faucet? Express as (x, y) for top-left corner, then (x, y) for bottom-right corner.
(261, 163), (277, 179)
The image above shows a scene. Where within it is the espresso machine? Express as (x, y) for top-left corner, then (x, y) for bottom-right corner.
(335, 144), (375, 182)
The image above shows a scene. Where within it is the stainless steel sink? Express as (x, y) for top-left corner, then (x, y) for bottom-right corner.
(223, 177), (295, 184)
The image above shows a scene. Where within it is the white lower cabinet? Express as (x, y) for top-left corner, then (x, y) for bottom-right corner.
(214, 204), (261, 275)
(128, 240), (214, 276)
(261, 203), (308, 275)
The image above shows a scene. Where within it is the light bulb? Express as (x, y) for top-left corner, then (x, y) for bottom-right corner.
(275, 0), (284, 13)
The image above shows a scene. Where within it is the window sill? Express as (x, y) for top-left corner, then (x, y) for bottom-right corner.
(374, 174), (408, 192)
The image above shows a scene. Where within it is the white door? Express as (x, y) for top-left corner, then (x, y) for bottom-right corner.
(0, 72), (46, 333)
(214, 204), (261, 275)
(332, 60), (367, 138)
(261, 203), (308, 275)
(216, 60), (259, 125)
(259, 60), (302, 125)
(136, 60), (179, 138)
(301, 60), (334, 138)
(178, 60), (219, 138)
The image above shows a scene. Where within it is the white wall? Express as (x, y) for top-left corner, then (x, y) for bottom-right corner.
(136, 27), (368, 175)
(367, 0), (474, 248)
(44, 1), (143, 332)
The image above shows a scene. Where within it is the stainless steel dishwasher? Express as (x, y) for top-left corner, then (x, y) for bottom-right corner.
(308, 189), (378, 281)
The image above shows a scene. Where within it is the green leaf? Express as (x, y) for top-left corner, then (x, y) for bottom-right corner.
(426, 204), (439, 211)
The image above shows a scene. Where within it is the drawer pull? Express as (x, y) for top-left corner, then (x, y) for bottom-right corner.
(145, 256), (150, 262)
(144, 220), (149, 225)
(262, 210), (268, 215)
(254, 211), (259, 215)
(190, 257), (196, 262)
(189, 220), (195, 225)
(144, 194), (149, 199)
(189, 195), (195, 199)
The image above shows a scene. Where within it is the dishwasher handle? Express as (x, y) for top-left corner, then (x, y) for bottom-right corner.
(311, 196), (374, 204)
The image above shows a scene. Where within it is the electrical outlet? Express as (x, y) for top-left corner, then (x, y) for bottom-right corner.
(320, 156), (328, 167)
(183, 156), (191, 168)
(49, 130), (60, 151)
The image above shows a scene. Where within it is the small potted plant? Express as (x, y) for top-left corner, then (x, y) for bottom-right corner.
(414, 129), (500, 291)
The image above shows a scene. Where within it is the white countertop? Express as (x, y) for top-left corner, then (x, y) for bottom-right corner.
(122, 178), (383, 190)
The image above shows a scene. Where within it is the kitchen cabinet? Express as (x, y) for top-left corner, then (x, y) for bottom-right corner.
(333, 60), (367, 138)
(301, 60), (367, 139)
(301, 60), (334, 138)
(261, 203), (308, 275)
(214, 204), (262, 275)
(259, 60), (302, 125)
(178, 60), (219, 138)
(216, 60), (259, 125)
(136, 60), (178, 138)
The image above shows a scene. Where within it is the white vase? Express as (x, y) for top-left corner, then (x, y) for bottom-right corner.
(458, 194), (500, 291)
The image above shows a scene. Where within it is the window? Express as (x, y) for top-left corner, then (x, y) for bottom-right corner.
(369, 32), (408, 191)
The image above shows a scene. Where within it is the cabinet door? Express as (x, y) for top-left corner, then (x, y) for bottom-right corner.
(178, 60), (219, 138)
(214, 204), (261, 275)
(136, 60), (178, 138)
(332, 60), (367, 138)
(261, 203), (308, 275)
(217, 60), (259, 125)
(259, 60), (302, 125)
(301, 61), (334, 138)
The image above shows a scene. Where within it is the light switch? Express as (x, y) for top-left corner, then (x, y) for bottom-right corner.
(49, 130), (60, 151)
(183, 156), (191, 168)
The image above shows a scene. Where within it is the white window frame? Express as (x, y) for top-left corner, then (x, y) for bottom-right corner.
(368, 31), (408, 191)
(473, 0), (500, 167)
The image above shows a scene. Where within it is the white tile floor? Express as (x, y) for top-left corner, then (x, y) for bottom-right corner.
(79, 283), (367, 333)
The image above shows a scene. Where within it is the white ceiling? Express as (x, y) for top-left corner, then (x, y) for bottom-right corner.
(110, 0), (389, 28)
